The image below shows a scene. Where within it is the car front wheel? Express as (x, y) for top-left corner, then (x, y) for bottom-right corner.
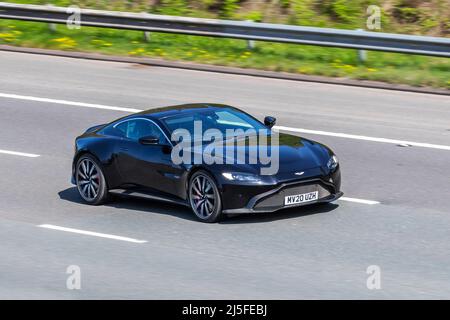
(188, 171), (223, 223)
(76, 154), (109, 205)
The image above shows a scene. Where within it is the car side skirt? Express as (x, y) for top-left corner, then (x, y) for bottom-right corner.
(109, 188), (190, 207)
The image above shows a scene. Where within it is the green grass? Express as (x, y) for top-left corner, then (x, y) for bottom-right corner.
(1, 20), (449, 89)
(1, 0), (449, 88)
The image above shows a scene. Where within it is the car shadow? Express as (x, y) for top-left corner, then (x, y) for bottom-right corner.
(58, 187), (197, 222)
(59, 187), (339, 224)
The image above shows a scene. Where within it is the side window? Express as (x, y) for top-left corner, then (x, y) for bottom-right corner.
(115, 119), (165, 143)
(114, 121), (131, 138)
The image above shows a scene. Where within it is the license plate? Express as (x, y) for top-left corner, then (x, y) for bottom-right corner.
(284, 191), (318, 206)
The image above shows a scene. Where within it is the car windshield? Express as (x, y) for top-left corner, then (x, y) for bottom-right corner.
(161, 108), (268, 140)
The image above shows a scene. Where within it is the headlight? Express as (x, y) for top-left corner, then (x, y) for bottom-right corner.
(222, 172), (261, 182)
(327, 155), (339, 170)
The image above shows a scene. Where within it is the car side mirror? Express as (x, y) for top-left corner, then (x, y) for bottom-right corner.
(139, 135), (159, 145)
(264, 116), (276, 128)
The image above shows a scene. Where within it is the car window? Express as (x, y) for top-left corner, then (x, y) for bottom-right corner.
(162, 108), (266, 138)
(115, 119), (165, 143)
(215, 110), (253, 128)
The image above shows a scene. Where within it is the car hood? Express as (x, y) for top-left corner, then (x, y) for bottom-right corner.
(274, 133), (329, 172)
(183, 132), (333, 177)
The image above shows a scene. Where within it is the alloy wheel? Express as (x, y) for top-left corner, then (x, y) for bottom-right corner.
(189, 174), (216, 219)
(76, 158), (100, 201)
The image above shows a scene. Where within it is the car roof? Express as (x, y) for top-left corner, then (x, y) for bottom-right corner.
(135, 103), (240, 120)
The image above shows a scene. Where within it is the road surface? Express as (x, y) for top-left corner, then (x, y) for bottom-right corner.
(0, 51), (449, 299)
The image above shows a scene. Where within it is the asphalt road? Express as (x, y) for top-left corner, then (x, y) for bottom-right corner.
(0, 51), (449, 299)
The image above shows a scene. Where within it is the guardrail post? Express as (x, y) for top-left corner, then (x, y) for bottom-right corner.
(141, 12), (151, 42)
(356, 29), (367, 63)
(246, 20), (255, 50)
(47, 4), (56, 32)
(247, 39), (255, 50)
(48, 22), (57, 32)
(144, 31), (151, 42)
(358, 48), (367, 62)
(247, 40), (255, 50)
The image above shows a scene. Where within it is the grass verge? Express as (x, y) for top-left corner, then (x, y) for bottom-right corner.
(1, 20), (449, 89)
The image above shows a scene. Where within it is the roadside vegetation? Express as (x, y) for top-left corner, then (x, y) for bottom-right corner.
(0, 0), (449, 89)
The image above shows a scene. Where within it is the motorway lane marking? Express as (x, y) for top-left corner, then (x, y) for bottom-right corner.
(38, 224), (147, 243)
(338, 197), (380, 205)
(275, 126), (450, 151)
(0, 92), (142, 113)
(2, 92), (449, 151)
(0, 149), (40, 158)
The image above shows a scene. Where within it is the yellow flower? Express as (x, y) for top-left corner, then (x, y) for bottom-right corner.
(340, 64), (356, 73)
(129, 48), (146, 56)
(0, 32), (16, 42)
(51, 37), (77, 49)
(91, 39), (113, 47)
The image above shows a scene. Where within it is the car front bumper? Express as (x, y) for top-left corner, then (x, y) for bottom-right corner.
(222, 178), (343, 214)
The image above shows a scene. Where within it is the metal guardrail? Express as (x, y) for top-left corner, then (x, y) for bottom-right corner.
(0, 2), (449, 57)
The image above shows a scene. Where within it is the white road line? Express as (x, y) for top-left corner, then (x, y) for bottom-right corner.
(2, 92), (448, 151)
(0, 149), (40, 158)
(0, 92), (142, 113)
(339, 197), (380, 205)
(38, 224), (147, 243)
(275, 126), (450, 151)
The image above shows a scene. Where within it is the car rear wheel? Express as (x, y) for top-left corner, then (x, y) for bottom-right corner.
(76, 154), (109, 205)
(188, 171), (222, 223)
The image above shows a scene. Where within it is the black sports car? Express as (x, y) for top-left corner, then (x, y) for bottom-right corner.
(71, 104), (342, 222)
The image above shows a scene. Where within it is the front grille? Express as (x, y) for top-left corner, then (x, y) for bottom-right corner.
(254, 181), (332, 210)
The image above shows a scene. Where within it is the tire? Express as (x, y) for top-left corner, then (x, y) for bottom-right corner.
(188, 170), (223, 223)
(75, 154), (109, 205)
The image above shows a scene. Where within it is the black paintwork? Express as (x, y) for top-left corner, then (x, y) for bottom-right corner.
(71, 103), (342, 213)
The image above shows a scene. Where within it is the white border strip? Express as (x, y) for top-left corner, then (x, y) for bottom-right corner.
(38, 224), (147, 243)
(0, 149), (40, 158)
(339, 197), (380, 205)
(275, 126), (450, 151)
